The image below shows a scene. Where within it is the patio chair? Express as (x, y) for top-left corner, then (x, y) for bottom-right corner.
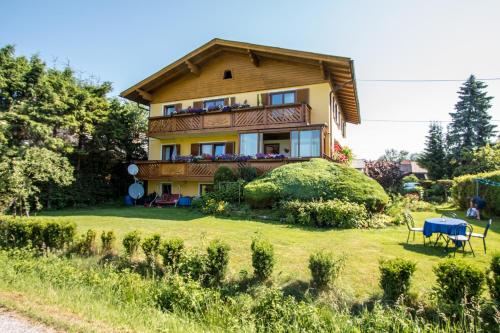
(404, 211), (424, 244)
(467, 219), (492, 254)
(446, 223), (474, 257)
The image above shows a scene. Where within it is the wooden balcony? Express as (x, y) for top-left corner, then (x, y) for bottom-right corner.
(148, 103), (311, 137)
(134, 158), (309, 181)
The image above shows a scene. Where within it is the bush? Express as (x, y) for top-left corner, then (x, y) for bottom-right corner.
(100, 230), (116, 255)
(214, 166), (236, 185)
(160, 238), (184, 272)
(244, 159), (388, 211)
(402, 174), (419, 183)
(0, 216), (75, 251)
(142, 234), (162, 264)
(73, 229), (97, 256)
(282, 199), (369, 228)
(237, 166), (258, 182)
(210, 179), (245, 203)
(451, 170), (500, 215)
(205, 240), (230, 285)
(433, 260), (485, 306)
(487, 253), (500, 302)
(309, 251), (344, 290)
(251, 238), (275, 281)
(179, 251), (207, 281)
(379, 258), (416, 302)
(122, 230), (141, 257)
(200, 198), (229, 215)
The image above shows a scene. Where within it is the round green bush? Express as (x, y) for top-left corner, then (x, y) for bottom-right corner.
(214, 166), (236, 185)
(244, 159), (389, 211)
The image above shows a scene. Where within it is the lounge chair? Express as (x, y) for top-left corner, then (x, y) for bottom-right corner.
(155, 194), (180, 207)
(467, 219), (492, 254)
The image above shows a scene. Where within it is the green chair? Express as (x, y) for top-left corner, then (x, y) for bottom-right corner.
(467, 219), (492, 254)
(404, 211), (424, 244)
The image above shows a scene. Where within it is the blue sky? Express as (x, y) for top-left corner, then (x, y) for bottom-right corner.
(1, 0), (499, 159)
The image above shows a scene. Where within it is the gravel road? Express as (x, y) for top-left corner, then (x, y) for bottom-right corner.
(0, 309), (55, 333)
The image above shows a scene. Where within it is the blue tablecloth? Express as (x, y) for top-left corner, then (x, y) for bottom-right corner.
(423, 217), (467, 238)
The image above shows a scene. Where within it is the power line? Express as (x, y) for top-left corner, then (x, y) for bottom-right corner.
(363, 119), (500, 123)
(359, 78), (500, 82)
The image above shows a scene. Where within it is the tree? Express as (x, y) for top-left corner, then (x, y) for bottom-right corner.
(418, 122), (449, 179)
(453, 143), (500, 176)
(364, 160), (403, 193)
(447, 75), (496, 160)
(379, 149), (412, 163)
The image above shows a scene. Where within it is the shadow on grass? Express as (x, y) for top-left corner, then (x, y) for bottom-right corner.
(282, 279), (310, 301)
(400, 242), (451, 258)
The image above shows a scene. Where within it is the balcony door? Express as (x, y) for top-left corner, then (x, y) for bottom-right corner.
(291, 130), (321, 158)
(161, 145), (177, 161)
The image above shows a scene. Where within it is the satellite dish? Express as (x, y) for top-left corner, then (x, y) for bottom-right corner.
(128, 183), (144, 200)
(127, 164), (139, 176)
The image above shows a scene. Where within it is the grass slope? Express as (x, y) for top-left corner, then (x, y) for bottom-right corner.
(36, 206), (499, 299)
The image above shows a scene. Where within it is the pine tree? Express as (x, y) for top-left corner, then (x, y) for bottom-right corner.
(418, 122), (448, 179)
(447, 75), (496, 158)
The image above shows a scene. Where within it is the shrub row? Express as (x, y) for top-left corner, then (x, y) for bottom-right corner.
(0, 216), (75, 251)
(282, 199), (369, 228)
(451, 170), (500, 215)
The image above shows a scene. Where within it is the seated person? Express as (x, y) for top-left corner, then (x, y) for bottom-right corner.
(467, 206), (479, 219)
(470, 196), (486, 220)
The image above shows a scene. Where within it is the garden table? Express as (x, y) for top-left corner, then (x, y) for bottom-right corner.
(423, 217), (467, 247)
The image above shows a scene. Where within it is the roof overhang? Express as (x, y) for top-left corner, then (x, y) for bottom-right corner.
(120, 38), (361, 124)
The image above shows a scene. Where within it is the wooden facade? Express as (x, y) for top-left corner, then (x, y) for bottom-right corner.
(148, 103), (311, 138)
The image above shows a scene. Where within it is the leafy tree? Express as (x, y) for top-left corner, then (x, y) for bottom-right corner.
(453, 143), (500, 176)
(418, 122), (449, 179)
(447, 75), (496, 161)
(379, 149), (412, 163)
(364, 160), (403, 193)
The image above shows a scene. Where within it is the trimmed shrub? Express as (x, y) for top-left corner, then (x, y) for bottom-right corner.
(402, 174), (419, 183)
(433, 260), (485, 305)
(73, 229), (97, 256)
(487, 253), (500, 302)
(244, 159), (388, 211)
(0, 217), (75, 251)
(205, 240), (230, 285)
(100, 230), (116, 255)
(451, 170), (500, 215)
(251, 238), (275, 281)
(379, 258), (416, 302)
(309, 251), (344, 290)
(142, 234), (162, 264)
(160, 238), (184, 272)
(237, 166), (258, 182)
(179, 251), (207, 281)
(122, 230), (141, 257)
(282, 199), (369, 228)
(214, 166), (236, 185)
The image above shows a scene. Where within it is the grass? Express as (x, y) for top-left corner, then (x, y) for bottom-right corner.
(33, 205), (499, 300)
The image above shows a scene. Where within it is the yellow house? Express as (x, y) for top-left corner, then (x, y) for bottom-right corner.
(121, 39), (361, 197)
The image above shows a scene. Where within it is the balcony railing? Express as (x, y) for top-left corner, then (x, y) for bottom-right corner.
(134, 158), (309, 181)
(148, 103), (311, 137)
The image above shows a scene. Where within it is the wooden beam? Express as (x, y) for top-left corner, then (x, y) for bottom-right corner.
(137, 89), (153, 101)
(185, 60), (200, 76)
(319, 61), (329, 80)
(247, 49), (260, 67)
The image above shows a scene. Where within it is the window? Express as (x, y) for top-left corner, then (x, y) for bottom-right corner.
(240, 133), (259, 155)
(214, 144), (225, 156)
(204, 99), (225, 109)
(161, 183), (172, 195)
(223, 70), (232, 79)
(291, 130), (321, 157)
(270, 91), (295, 105)
(199, 183), (214, 196)
(264, 144), (280, 154)
(161, 145), (176, 161)
(163, 105), (176, 116)
(201, 144), (212, 156)
(201, 143), (226, 156)
(342, 121), (346, 137)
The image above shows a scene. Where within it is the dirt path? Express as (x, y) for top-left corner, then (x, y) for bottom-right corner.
(0, 308), (56, 333)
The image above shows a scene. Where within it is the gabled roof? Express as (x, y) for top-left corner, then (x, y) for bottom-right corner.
(120, 38), (360, 124)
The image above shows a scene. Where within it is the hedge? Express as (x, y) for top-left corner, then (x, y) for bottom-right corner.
(451, 170), (500, 215)
(244, 159), (388, 211)
(282, 199), (369, 228)
(0, 216), (75, 251)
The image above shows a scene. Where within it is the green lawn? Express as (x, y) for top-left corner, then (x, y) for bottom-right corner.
(38, 206), (499, 300)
